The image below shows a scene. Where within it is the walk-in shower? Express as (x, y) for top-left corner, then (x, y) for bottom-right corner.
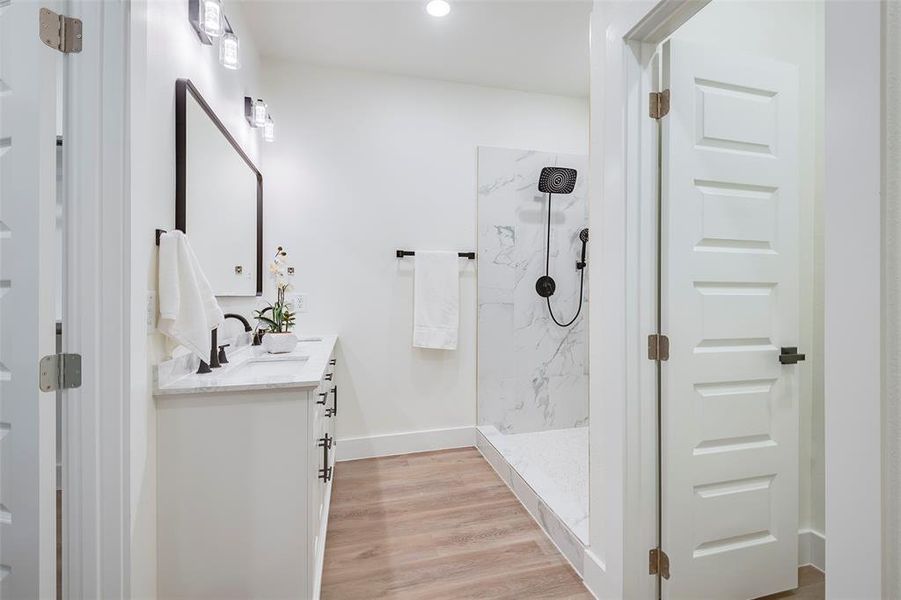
(476, 147), (589, 565)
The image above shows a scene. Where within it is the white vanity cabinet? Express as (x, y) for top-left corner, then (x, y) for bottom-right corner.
(156, 340), (338, 600)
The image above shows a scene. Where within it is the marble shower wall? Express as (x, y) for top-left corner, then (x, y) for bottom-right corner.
(477, 147), (589, 434)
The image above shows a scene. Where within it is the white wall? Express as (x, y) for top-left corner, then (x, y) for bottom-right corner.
(260, 61), (587, 442)
(824, 2), (882, 596)
(667, 0), (826, 539)
(884, 2), (901, 596)
(128, 1), (263, 596)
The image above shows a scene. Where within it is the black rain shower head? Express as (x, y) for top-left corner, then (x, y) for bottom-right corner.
(538, 167), (577, 194)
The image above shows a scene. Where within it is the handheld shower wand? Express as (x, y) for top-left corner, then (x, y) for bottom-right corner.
(577, 227), (589, 270)
(535, 167), (587, 328)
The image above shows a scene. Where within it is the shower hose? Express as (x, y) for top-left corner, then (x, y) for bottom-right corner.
(544, 192), (586, 328)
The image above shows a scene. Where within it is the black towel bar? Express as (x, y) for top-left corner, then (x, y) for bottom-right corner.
(396, 250), (475, 260)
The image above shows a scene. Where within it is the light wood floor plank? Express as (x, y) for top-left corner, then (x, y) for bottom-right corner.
(758, 566), (825, 599)
(322, 448), (591, 599)
(322, 447), (823, 600)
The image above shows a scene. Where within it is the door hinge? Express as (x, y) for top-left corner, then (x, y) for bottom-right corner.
(649, 89), (670, 119)
(649, 547), (671, 579)
(648, 334), (669, 361)
(39, 353), (82, 392)
(39, 8), (83, 54)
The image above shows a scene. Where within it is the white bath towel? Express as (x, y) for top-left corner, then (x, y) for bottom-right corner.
(413, 251), (459, 350)
(157, 230), (224, 360)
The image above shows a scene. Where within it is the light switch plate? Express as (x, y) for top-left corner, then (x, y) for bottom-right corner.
(287, 292), (307, 313)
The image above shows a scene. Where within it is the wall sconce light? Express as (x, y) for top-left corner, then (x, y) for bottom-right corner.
(189, 0), (241, 71)
(245, 97), (268, 128)
(189, 0), (222, 42)
(219, 31), (240, 70)
(201, 0), (223, 38)
(263, 116), (275, 142)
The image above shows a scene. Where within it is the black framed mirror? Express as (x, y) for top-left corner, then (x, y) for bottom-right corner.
(176, 78), (263, 296)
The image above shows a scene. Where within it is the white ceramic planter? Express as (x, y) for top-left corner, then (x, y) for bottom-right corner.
(262, 332), (299, 354)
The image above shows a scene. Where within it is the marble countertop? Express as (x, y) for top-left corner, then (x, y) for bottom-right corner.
(154, 335), (338, 397)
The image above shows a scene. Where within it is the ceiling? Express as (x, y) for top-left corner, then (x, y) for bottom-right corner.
(241, 1), (592, 98)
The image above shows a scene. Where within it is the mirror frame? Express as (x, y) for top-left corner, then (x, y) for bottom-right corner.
(175, 78), (263, 296)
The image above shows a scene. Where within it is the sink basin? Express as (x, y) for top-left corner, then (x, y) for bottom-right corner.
(224, 355), (309, 380)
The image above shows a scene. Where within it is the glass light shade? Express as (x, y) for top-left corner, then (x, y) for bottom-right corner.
(252, 99), (267, 128)
(201, 0), (223, 38)
(219, 32), (240, 70)
(426, 0), (451, 17)
(263, 117), (275, 142)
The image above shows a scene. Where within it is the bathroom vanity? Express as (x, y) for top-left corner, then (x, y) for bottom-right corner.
(155, 336), (338, 599)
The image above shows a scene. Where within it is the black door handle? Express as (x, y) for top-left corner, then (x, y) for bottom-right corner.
(779, 347), (806, 365)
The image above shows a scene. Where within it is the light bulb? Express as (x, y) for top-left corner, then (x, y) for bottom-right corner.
(263, 117), (275, 142)
(426, 0), (450, 17)
(252, 99), (267, 128)
(219, 32), (240, 70)
(201, 0), (223, 38)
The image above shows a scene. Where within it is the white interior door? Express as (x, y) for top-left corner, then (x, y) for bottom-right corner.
(659, 39), (800, 599)
(0, 1), (60, 598)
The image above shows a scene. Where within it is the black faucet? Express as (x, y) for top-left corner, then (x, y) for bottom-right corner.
(219, 313), (255, 363)
(196, 314), (254, 374)
(252, 307), (273, 346)
(196, 327), (219, 374)
(224, 313), (252, 332)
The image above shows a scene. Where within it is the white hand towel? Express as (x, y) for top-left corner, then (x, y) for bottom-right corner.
(413, 251), (459, 350)
(157, 230), (224, 360)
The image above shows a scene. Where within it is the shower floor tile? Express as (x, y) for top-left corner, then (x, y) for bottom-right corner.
(477, 425), (589, 545)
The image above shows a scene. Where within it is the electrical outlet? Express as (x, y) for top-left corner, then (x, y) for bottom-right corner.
(146, 291), (158, 332)
(287, 292), (307, 313)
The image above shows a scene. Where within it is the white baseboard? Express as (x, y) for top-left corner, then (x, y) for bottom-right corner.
(336, 426), (476, 461)
(581, 549), (609, 600)
(799, 528), (826, 572)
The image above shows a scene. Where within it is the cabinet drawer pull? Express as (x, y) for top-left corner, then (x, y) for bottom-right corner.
(318, 434), (333, 482)
(332, 385), (338, 416)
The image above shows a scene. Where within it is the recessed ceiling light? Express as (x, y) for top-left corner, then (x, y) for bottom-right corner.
(426, 0), (451, 18)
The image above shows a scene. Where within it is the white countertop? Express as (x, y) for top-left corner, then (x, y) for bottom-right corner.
(154, 335), (338, 397)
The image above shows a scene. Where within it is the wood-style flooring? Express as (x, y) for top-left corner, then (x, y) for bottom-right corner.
(321, 447), (825, 600)
(758, 566), (825, 600)
(321, 447), (591, 599)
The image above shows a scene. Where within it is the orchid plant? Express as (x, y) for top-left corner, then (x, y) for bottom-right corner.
(253, 246), (296, 333)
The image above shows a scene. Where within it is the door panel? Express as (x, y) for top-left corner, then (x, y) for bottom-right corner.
(660, 39), (799, 600)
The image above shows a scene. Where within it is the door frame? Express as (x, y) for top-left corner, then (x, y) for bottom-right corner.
(586, 0), (882, 598)
(60, 0), (130, 597)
